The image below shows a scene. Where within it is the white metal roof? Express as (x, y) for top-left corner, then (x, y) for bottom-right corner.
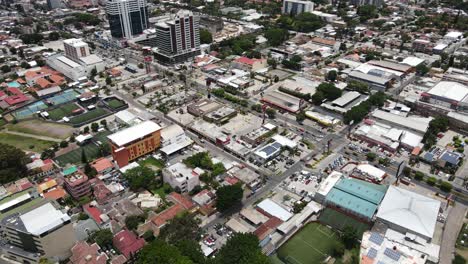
(20, 203), (71, 236)
(107, 120), (161, 147)
(332, 91), (361, 107)
(376, 186), (440, 240)
(356, 164), (386, 181)
(371, 110), (431, 134)
(79, 54), (103, 65)
(316, 171), (342, 197)
(257, 198), (292, 221)
(272, 135), (297, 149)
(427, 81), (468, 102)
(401, 57), (425, 67)
(0, 193), (31, 212)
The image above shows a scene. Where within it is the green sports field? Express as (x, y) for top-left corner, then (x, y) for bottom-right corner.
(48, 103), (81, 121)
(55, 143), (101, 166)
(318, 208), (370, 238)
(70, 108), (110, 125)
(277, 222), (341, 264)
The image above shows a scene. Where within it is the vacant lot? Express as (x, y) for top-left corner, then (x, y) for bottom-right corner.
(70, 108), (110, 125)
(6, 119), (75, 140)
(277, 222), (340, 264)
(48, 103), (81, 121)
(0, 133), (55, 151)
(318, 208), (370, 238)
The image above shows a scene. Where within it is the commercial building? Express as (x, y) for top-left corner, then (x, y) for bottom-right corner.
(107, 121), (162, 167)
(1, 202), (76, 262)
(348, 70), (391, 91)
(232, 57), (268, 72)
(324, 178), (387, 221)
(421, 81), (468, 110)
(160, 124), (193, 156)
(187, 99), (222, 117)
(241, 123), (277, 146)
(203, 106), (237, 124)
(370, 109), (432, 135)
(63, 167), (92, 200)
(106, 0), (149, 39)
(46, 39), (104, 81)
(154, 10), (201, 64)
(376, 186), (441, 242)
(63, 39), (90, 61)
(162, 162), (203, 193)
(282, 0), (314, 15)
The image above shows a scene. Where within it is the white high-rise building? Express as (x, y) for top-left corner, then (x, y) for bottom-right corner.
(154, 10), (201, 64)
(282, 0), (314, 15)
(63, 38), (90, 61)
(105, 0), (149, 39)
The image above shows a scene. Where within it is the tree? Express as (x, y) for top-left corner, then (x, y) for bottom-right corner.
(105, 77), (112, 85)
(342, 226), (358, 249)
(453, 254), (467, 264)
(327, 70), (337, 82)
(0, 143), (30, 184)
(124, 166), (156, 191)
(90, 229), (113, 248)
(19, 33), (44, 44)
(366, 152), (377, 162)
(59, 140), (68, 148)
(215, 233), (270, 264)
(137, 240), (193, 264)
(100, 119), (107, 128)
(20, 61), (30, 69)
(312, 82), (342, 105)
(48, 31), (61, 41)
(91, 122), (99, 132)
(1, 65), (11, 73)
(277, 13), (324, 33)
(183, 152), (213, 170)
(216, 184), (243, 213)
(331, 242), (345, 257)
(200, 29), (213, 44)
(347, 80), (369, 93)
(339, 42), (347, 51)
(83, 126), (90, 133)
(414, 171), (425, 180)
(175, 240), (206, 264)
(416, 64), (429, 75)
(264, 28), (288, 46)
(267, 59), (277, 69)
(81, 149), (88, 164)
(357, 5), (377, 22)
(125, 214), (146, 230)
(84, 163), (97, 178)
(426, 176), (437, 186)
(90, 67), (97, 78)
(266, 108), (276, 119)
(440, 181), (452, 192)
(296, 111), (306, 123)
(212, 162), (226, 177)
(160, 214), (201, 244)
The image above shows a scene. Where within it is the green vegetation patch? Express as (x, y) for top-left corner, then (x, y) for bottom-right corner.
(277, 222), (341, 264)
(48, 103), (81, 121)
(318, 208), (370, 238)
(0, 133), (55, 151)
(106, 99), (125, 109)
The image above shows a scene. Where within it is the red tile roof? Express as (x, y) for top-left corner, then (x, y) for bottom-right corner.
(91, 157), (114, 173)
(112, 229), (145, 258)
(224, 176), (240, 185)
(70, 241), (109, 264)
(151, 203), (184, 227)
(6, 87), (22, 95)
(43, 187), (67, 200)
(253, 216), (283, 241)
(36, 77), (51, 89)
(4, 94), (29, 105)
(168, 192), (195, 210)
(235, 57), (256, 65)
(84, 203), (103, 224)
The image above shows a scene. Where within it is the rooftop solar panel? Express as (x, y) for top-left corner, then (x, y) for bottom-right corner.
(384, 248), (401, 261)
(369, 232), (384, 245)
(367, 248), (378, 259)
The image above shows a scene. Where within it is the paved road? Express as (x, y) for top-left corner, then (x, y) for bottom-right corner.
(440, 203), (466, 264)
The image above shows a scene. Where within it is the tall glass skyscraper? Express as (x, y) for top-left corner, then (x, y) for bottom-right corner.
(105, 0), (148, 39)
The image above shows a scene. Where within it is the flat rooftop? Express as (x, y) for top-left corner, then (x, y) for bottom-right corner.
(108, 120), (161, 147)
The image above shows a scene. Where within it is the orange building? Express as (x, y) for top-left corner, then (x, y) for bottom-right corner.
(107, 121), (162, 168)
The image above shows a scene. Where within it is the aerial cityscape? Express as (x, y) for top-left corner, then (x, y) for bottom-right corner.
(0, 0), (466, 263)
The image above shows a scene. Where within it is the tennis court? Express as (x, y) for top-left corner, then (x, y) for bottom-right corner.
(47, 89), (79, 105)
(13, 101), (48, 119)
(69, 108), (110, 125)
(277, 222), (341, 264)
(48, 103), (81, 121)
(318, 208), (370, 238)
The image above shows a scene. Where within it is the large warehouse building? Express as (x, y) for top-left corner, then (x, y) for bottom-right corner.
(376, 186), (441, 242)
(108, 121), (162, 167)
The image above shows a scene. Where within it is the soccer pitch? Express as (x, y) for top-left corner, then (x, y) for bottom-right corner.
(277, 222), (341, 264)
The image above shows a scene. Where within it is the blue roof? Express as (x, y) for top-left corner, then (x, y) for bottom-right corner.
(423, 152), (435, 162)
(440, 151), (462, 165)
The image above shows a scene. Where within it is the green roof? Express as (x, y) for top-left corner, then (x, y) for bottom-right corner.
(333, 178), (387, 205)
(63, 166), (78, 176)
(325, 178), (388, 219)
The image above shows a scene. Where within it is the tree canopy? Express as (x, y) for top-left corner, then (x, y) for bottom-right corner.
(137, 240), (193, 264)
(277, 12), (324, 33)
(89, 229), (113, 248)
(264, 28), (289, 46)
(0, 143), (30, 184)
(183, 152), (213, 170)
(159, 214), (201, 244)
(200, 29), (213, 44)
(215, 233), (271, 264)
(312, 82), (342, 105)
(216, 184), (243, 213)
(124, 166), (156, 191)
